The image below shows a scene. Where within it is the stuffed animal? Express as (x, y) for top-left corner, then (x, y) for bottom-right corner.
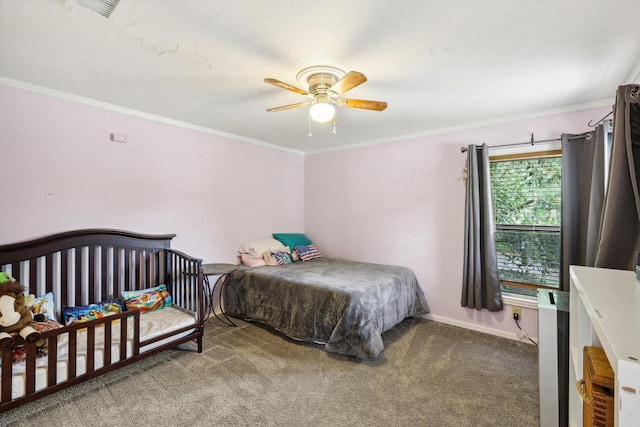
(0, 272), (44, 348)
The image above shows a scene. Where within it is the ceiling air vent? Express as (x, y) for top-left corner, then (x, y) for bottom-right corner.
(73, 0), (121, 19)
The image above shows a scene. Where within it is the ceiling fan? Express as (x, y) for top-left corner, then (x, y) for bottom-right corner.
(264, 65), (387, 123)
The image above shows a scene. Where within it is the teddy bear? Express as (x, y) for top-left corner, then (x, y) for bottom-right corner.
(0, 272), (45, 348)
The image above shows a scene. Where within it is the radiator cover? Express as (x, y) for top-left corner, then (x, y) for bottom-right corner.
(538, 289), (570, 427)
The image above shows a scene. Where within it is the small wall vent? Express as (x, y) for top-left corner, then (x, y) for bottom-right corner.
(73, 0), (121, 19)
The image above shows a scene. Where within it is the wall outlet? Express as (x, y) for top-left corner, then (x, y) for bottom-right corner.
(512, 307), (522, 320)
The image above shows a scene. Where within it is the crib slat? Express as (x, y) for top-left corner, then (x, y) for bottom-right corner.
(114, 247), (122, 296)
(151, 250), (157, 285)
(181, 256), (187, 307)
(146, 250), (152, 286)
(132, 315), (140, 356)
(167, 252), (175, 304)
(25, 343), (37, 395)
(181, 255), (187, 309)
(101, 246), (109, 299)
(68, 331), (77, 379)
(168, 252), (175, 303)
(10, 262), (21, 283)
(60, 250), (69, 310)
(88, 246), (96, 303)
(188, 259), (195, 311)
(147, 251), (152, 286)
(46, 253), (54, 294)
(185, 256), (191, 310)
(120, 317), (128, 360)
(104, 320), (112, 366)
(159, 251), (166, 285)
(87, 327), (95, 373)
(140, 250), (146, 289)
(1, 350), (13, 404)
(74, 249), (82, 305)
(152, 250), (158, 286)
(29, 258), (37, 294)
(138, 249), (144, 290)
(133, 248), (139, 290)
(47, 335), (58, 387)
(123, 248), (131, 291)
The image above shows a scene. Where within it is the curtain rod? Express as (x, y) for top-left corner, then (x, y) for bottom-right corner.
(460, 136), (560, 153)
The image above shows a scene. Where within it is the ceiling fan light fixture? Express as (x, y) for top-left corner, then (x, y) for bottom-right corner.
(265, 65), (386, 131)
(309, 101), (335, 123)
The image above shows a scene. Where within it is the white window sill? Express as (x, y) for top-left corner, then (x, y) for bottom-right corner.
(502, 292), (538, 310)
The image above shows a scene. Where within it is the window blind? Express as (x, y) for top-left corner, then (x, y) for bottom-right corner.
(490, 156), (561, 288)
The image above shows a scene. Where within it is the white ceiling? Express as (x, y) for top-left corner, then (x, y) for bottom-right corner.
(1, 0), (639, 153)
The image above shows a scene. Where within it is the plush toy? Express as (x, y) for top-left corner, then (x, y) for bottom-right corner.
(0, 272), (45, 348)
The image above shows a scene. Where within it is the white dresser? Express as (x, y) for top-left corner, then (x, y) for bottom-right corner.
(569, 266), (640, 427)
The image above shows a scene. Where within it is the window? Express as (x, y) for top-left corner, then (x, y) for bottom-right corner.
(490, 150), (561, 294)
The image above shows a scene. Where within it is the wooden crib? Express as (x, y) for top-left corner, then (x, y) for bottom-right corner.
(0, 229), (204, 411)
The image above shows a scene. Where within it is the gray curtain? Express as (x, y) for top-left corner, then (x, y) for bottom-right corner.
(461, 144), (502, 311)
(560, 124), (608, 291)
(558, 85), (639, 426)
(559, 128), (609, 427)
(595, 84), (640, 269)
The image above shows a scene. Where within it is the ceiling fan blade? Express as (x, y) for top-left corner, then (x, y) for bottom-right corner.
(338, 98), (388, 111)
(266, 102), (310, 112)
(328, 71), (367, 96)
(264, 78), (309, 96)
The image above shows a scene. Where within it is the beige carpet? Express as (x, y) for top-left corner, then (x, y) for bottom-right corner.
(0, 317), (539, 426)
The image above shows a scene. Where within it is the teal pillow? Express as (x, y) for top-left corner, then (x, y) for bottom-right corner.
(272, 233), (312, 250)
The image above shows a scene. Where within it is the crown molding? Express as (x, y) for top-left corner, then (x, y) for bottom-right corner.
(305, 98), (613, 155)
(1, 76), (613, 157)
(0, 76), (305, 156)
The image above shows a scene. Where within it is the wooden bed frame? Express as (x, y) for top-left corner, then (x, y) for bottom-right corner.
(0, 229), (204, 411)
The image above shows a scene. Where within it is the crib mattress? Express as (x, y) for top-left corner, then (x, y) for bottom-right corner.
(3, 306), (196, 399)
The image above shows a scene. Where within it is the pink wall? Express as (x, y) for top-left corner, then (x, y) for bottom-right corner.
(1, 83), (612, 341)
(305, 105), (611, 340)
(0, 86), (305, 263)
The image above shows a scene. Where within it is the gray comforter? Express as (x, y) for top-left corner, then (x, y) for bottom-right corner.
(223, 258), (429, 359)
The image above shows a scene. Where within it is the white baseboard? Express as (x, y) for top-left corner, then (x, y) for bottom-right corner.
(423, 313), (537, 345)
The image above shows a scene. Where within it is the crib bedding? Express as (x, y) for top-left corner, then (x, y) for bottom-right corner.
(3, 307), (196, 399)
(223, 258), (429, 359)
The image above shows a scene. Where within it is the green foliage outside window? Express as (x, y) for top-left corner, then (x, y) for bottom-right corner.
(490, 156), (561, 288)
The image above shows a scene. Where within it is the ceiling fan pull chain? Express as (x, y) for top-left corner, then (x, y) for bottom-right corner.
(308, 113), (313, 137)
(332, 115), (337, 135)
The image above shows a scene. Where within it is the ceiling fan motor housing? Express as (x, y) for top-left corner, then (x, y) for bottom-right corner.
(297, 66), (345, 99)
(309, 73), (338, 98)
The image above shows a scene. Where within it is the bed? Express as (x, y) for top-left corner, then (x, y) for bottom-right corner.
(223, 257), (429, 359)
(0, 229), (204, 411)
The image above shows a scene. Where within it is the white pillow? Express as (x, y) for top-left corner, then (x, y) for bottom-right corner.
(238, 238), (288, 258)
(240, 253), (267, 267)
